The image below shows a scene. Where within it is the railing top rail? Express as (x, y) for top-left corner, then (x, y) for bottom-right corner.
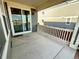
(39, 25), (73, 32)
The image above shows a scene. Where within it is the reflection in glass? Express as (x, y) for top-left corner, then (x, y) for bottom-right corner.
(11, 7), (31, 34)
(11, 8), (23, 33)
(22, 10), (30, 31)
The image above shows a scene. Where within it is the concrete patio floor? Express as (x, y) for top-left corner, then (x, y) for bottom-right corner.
(11, 32), (76, 59)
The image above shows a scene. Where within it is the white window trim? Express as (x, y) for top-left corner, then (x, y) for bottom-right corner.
(65, 18), (71, 25)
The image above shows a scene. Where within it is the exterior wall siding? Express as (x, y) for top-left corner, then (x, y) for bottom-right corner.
(44, 22), (76, 30)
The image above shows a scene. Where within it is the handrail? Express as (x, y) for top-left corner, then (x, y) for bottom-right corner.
(38, 25), (73, 43)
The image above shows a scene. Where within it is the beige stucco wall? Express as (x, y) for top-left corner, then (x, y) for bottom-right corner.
(38, 1), (79, 25)
(0, 0), (5, 15)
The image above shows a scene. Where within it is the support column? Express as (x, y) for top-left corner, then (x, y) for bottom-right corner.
(70, 18), (79, 49)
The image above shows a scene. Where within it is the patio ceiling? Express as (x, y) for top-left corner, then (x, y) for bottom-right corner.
(7, 0), (64, 10)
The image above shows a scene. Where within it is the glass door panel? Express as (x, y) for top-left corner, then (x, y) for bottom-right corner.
(22, 10), (30, 31)
(11, 8), (23, 33)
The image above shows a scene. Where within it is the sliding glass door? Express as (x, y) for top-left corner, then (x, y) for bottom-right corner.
(22, 10), (30, 31)
(11, 8), (23, 33)
(10, 7), (31, 36)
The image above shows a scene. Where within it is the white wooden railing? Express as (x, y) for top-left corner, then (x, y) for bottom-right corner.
(38, 25), (73, 42)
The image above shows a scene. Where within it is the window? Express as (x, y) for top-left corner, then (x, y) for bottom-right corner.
(66, 18), (71, 25)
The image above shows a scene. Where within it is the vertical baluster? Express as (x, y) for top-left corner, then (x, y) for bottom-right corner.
(60, 30), (61, 38)
(53, 29), (54, 36)
(55, 29), (57, 37)
(67, 32), (69, 41)
(47, 28), (49, 34)
(49, 28), (51, 35)
(53, 29), (55, 36)
(66, 31), (68, 41)
(59, 30), (61, 38)
(68, 32), (71, 42)
(61, 30), (64, 40)
(63, 31), (66, 40)
(56, 29), (58, 37)
(62, 30), (64, 40)
(57, 29), (58, 37)
(67, 32), (69, 42)
(47, 27), (48, 33)
(49, 28), (50, 34)
(50, 28), (52, 35)
(51, 28), (52, 35)
(46, 27), (48, 33)
(50, 28), (51, 34)
(69, 32), (72, 42)
(58, 30), (60, 38)
(64, 31), (67, 41)
(60, 30), (62, 39)
(69, 32), (73, 42)
(52, 29), (54, 36)
(62, 31), (65, 40)
(61, 30), (63, 39)
(57, 30), (59, 37)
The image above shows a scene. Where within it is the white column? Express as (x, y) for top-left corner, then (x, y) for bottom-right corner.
(70, 21), (79, 49)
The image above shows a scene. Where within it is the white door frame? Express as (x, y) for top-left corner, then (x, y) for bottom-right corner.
(8, 6), (32, 36)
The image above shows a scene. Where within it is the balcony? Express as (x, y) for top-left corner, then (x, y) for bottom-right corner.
(0, 0), (79, 59)
(11, 32), (76, 59)
(9, 24), (77, 59)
